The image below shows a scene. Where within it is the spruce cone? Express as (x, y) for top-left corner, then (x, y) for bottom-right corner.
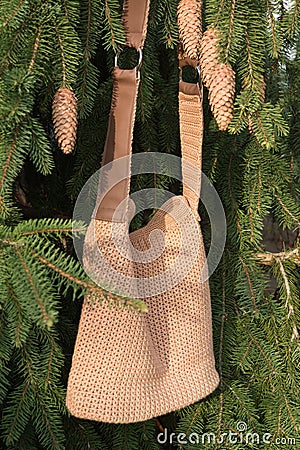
(52, 87), (78, 154)
(208, 63), (235, 131)
(178, 43), (198, 69)
(200, 28), (235, 130)
(200, 27), (219, 88)
(177, 0), (202, 61)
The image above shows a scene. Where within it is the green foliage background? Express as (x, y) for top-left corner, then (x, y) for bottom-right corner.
(0, 0), (300, 448)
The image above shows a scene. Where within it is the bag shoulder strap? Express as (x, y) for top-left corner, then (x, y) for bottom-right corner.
(96, 1), (203, 221)
(95, 0), (148, 221)
(123, 0), (150, 49)
(96, 67), (138, 221)
(179, 80), (203, 220)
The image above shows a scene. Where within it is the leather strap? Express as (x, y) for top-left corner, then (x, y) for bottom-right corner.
(96, 0), (204, 221)
(96, 67), (139, 220)
(95, 0), (148, 221)
(123, 0), (150, 49)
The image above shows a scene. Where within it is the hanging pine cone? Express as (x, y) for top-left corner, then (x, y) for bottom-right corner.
(177, 0), (202, 61)
(199, 28), (235, 130)
(208, 63), (235, 131)
(178, 42), (198, 69)
(200, 27), (219, 88)
(52, 87), (78, 154)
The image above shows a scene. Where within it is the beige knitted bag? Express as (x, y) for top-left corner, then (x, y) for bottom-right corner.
(66, 0), (219, 423)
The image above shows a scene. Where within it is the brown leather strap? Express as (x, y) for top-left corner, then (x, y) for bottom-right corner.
(123, 0), (150, 49)
(95, 0), (149, 221)
(95, 67), (139, 220)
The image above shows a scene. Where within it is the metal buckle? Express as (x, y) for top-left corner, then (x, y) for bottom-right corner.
(114, 47), (143, 74)
(179, 64), (201, 83)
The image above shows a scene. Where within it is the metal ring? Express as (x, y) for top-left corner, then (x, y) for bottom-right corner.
(179, 67), (183, 83)
(114, 47), (143, 71)
(179, 64), (201, 83)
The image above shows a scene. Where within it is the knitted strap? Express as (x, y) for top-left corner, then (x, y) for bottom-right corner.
(179, 81), (203, 219)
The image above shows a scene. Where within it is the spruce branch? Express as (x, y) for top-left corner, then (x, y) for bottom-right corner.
(239, 325), (277, 375)
(238, 257), (258, 313)
(1, 219), (147, 313)
(62, 0), (69, 20)
(45, 342), (55, 387)
(0, 333), (66, 447)
(54, 24), (67, 87)
(80, 0), (91, 112)
(225, 0), (236, 63)
(75, 0), (102, 117)
(266, 0), (278, 58)
(14, 247), (52, 326)
(256, 248), (300, 342)
(22, 344), (64, 448)
(286, 0), (300, 36)
(238, 340), (253, 367)
(282, 391), (299, 432)
(164, 0), (177, 47)
(213, 268), (226, 450)
(256, 247), (300, 265)
(5, 381), (31, 445)
(274, 193), (300, 228)
(228, 154), (242, 234)
(14, 218), (85, 237)
(269, 409), (284, 448)
(240, 323), (299, 431)
(245, 30), (255, 88)
(8, 284), (22, 347)
(0, 126), (20, 189)
(105, 0), (116, 49)
(31, 249), (106, 295)
(218, 268), (226, 389)
(20, 227), (82, 237)
(155, 419), (164, 433)
(1, 0), (26, 28)
(33, 389), (61, 449)
(30, 249), (148, 313)
(101, 0), (126, 52)
(60, 0), (79, 24)
(182, 403), (203, 438)
(214, 392), (224, 450)
(278, 259), (299, 341)
(28, 25), (42, 73)
(0, 8), (38, 76)
(0, 124), (21, 215)
(214, 0), (226, 27)
(255, 113), (270, 146)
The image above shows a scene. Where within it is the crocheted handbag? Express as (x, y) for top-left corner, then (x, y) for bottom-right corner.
(66, 0), (219, 423)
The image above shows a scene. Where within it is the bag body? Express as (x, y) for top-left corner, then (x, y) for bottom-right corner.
(66, 196), (219, 423)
